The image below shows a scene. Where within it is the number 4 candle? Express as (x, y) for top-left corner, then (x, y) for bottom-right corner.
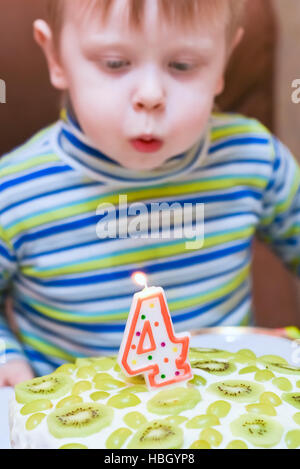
(118, 272), (193, 390)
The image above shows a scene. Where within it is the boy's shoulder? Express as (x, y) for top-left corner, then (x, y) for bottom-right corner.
(209, 112), (274, 156)
(0, 122), (62, 181)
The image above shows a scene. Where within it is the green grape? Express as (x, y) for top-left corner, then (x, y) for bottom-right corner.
(54, 364), (76, 375)
(238, 366), (259, 375)
(189, 440), (211, 449)
(108, 392), (141, 409)
(123, 374), (145, 385)
(124, 411), (147, 429)
(94, 375), (126, 391)
(90, 391), (110, 401)
(114, 363), (121, 372)
(21, 399), (53, 415)
(121, 385), (148, 394)
(93, 372), (111, 381)
(237, 349), (257, 360)
(56, 395), (83, 408)
(254, 370), (274, 382)
(207, 400), (231, 418)
(186, 414), (220, 429)
(72, 381), (92, 395)
(77, 366), (96, 379)
(297, 380), (300, 389)
(92, 357), (115, 371)
(246, 403), (277, 416)
(285, 430), (300, 449)
(272, 377), (293, 392)
(106, 428), (132, 449)
(260, 392), (282, 407)
(188, 375), (207, 386)
(200, 428), (223, 447)
(59, 444), (88, 449)
(226, 440), (248, 449)
(164, 416), (188, 426)
(293, 413), (300, 425)
(25, 413), (46, 430)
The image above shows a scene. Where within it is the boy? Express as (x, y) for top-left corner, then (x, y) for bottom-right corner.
(1, 0), (300, 386)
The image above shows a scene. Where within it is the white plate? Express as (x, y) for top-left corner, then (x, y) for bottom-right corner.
(190, 331), (299, 364)
(0, 387), (13, 449)
(2, 330), (299, 449)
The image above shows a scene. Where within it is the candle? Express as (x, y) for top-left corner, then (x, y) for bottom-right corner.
(118, 272), (193, 390)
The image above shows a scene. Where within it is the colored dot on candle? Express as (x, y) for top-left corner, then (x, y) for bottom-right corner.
(150, 303), (155, 308)
(154, 322), (159, 327)
(136, 332), (141, 337)
(131, 344), (136, 350)
(164, 358), (169, 363)
(161, 374), (166, 379)
(141, 315), (146, 320)
(173, 347), (178, 353)
(161, 342), (166, 347)
(148, 355), (152, 361)
(132, 360), (137, 365)
(175, 371), (180, 376)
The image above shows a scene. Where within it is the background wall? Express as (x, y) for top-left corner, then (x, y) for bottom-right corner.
(274, 0), (300, 157)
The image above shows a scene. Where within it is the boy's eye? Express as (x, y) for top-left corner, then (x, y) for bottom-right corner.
(169, 62), (195, 72)
(102, 60), (196, 73)
(104, 60), (130, 70)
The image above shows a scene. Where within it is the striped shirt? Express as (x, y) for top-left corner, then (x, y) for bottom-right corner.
(1, 110), (300, 376)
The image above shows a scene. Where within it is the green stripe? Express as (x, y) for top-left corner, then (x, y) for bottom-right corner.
(23, 264), (250, 323)
(19, 332), (75, 362)
(7, 176), (266, 238)
(211, 123), (269, 142)
(0, 153), (60, 178)
(23, 226), (254, 278)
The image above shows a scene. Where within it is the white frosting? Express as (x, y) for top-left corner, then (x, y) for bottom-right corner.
(9, 352), (300, 449)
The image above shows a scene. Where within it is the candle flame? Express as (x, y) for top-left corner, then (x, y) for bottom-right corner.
(132, 271), (148, 289)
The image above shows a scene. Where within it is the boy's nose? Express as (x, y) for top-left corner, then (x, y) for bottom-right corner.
(133, 97), (165, 112)
(132, 70), (166, 112)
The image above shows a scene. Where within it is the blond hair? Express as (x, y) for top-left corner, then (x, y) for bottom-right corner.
(47, 0), (246, 44)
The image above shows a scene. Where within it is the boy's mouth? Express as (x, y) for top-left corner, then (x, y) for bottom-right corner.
(130, 135), (163, 153)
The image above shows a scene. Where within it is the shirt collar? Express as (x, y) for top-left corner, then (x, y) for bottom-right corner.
(53, 108), (210, 186)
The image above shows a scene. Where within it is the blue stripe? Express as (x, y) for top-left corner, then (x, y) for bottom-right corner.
(0, 165), (72, 192)
(27, 240), (251, 287)
(209, 137), (270, 154)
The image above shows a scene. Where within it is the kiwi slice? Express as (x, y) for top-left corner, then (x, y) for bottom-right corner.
(208, 380), (264, 403)
(147, 387), (201, 415)
(127, 420), (183, 449)
(191, 359), (236, 376)
(47, 402), (113, 438)
(264, 362), (300, 376)
(282, 392), (300, 410)
(231, 413), (283, 448)
(189, 347), (232, 361)
(15, 374), (73, 404)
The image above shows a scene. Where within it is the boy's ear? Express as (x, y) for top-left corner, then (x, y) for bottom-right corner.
(33, 20), (68, 90)
(214, 27), (245, 97)
(229, 27), (245, 55)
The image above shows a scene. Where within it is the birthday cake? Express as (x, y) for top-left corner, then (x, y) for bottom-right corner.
(9, 347), (300, 449)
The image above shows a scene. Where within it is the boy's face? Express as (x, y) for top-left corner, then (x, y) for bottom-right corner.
(38, 0), (229, 170)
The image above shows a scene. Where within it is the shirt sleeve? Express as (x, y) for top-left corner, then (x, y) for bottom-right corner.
(0, 221), (27, 365)
(257, 136), (300, 275)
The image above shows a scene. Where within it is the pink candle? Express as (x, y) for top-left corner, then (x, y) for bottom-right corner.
(118, 272), (192, 390)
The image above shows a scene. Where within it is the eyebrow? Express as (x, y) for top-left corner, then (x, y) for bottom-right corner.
(82, 38), (214, 55)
